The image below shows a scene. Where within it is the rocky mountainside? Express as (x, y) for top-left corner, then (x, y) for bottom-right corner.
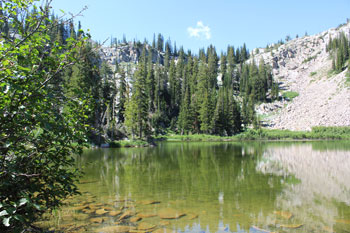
(100, 42), (164, 67)
(252, 22), (350, 131)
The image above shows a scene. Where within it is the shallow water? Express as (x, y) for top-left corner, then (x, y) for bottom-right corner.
(43, 141), (350, 232)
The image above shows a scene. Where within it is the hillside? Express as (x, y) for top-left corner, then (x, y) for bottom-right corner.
(252, 23), (350, 131)
(97, 23), (350, 134)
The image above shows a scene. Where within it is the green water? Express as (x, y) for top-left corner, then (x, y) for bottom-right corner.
(45, 141), (350, 232)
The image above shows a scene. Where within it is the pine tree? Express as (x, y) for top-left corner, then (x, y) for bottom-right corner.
(164, 42), (170, 69)
(146, 50), (155, 112)
(207, 45), (218, 89)
(157, 33), (164, 52)
(241, 43), (248, 62)
(220, 52), (227, 85)
(212, 89), (225, 135)
(125, 48), (149, 139)
(196, 62), (215, 133)
(175, 47), (185, 103)
(69, 20), (76, 39)
(168, 58), (177, 113)
(117, 68), (127, 124)
(225, 46), (235, 88)
(229, 93), (242, 134)
(178, 85), (192, 134)
(152, 33), (156, 49)
(336, 47), (344, 72)
(271, 81), (279, 101)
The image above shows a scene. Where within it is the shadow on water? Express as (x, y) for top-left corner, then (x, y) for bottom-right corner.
(40, 141), (350, 233)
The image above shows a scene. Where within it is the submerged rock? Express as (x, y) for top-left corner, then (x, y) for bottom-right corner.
(137, 222), (156, 231)
(158, 208), (185, 219)
(137, 212), (157, 218)
(95, 225), (136, 233)
(119, 210), (135, 220)
(89, 217), (104, 223)
(83, 209), (95, 214)
(96, 208), (108, 215)
(187, 214), (198, 220)
(279, 224), (303, 229)
(73, 213), (89, 221)
(273, 210), (293, 220)
(336, 219), (350, 224)
(138, 200), (161, 205)
(71, 205), (89, 211)
(251, 226), (273, 233)
(109, 210), (122, 216)
(152, 228), (176, 233)
(130, 216), (142, 222)
(159, 220), (170, 226)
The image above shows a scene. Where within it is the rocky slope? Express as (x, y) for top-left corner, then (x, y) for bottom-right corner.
(252, 22), (350, 131)
(100, 42), (164, 67)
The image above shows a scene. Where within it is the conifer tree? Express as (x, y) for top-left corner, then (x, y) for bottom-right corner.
(117, 68), (127, 124)
(220, 52), (227, 85)
(178, 85), (193, 134)
(225, 46), (235, 88)
(152, 33), (156, 49)
(157, 33), (164, 52)
(168, 58), (177, 113)
(125, 48), (149, 139)
(207, 45), (218, 89)
(146, 50), (156, 112)
(196, 62), (213, 133)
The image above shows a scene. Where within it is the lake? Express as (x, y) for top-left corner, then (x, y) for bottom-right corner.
(43, 141), (350, 232)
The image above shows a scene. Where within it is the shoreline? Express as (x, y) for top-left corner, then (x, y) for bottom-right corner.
(92, 127), (350, 148)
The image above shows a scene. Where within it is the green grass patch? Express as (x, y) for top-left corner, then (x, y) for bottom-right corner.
(109, 140), (150, 148)
(236, 127), (350, 140)
(156, 134), (231, 142)
(327, 69), (336, 78)
(302, 55), (317, 64)
(345, 77), (350, 87)
(157, 127), (350, 142)
(310, 71), (317, 77)
(282, 91), (299, 100)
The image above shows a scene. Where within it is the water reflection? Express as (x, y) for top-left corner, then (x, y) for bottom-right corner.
(47, 142), (350, 233)
(257, 142), (350, 232)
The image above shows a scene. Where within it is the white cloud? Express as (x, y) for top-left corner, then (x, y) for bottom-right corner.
(187, 21), (211, 40)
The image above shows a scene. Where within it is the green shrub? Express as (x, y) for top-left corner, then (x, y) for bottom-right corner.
(302, 55), (317, 64)
(109, 141), (121, 148)
(282, 91), (299, 100)
(114, 140), (150, 147)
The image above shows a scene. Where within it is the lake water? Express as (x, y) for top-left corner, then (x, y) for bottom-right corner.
(43, 141), (350, 232)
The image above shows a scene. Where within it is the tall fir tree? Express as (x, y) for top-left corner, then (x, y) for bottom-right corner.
(125, 47), (149, 139)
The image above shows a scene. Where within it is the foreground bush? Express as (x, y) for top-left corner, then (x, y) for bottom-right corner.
(0, 1), (89, 231)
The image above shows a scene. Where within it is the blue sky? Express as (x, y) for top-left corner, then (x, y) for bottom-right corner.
(51, 0), (350, 53)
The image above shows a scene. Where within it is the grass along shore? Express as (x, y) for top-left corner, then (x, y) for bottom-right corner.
(156, 126), (350, 141)
(102, 126), (350, 148)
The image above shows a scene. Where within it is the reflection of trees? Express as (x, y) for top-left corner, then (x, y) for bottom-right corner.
(258, 143), (350, 232)
(77, 142), (289, 232)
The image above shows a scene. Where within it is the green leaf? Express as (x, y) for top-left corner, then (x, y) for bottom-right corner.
(0, 210), (8, 217)
(18, 198), (28, 207)
(33, 204), (41, 211)
(2, 217), (10, 227)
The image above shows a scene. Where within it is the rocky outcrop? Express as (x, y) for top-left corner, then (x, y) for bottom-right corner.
(251, 22), (350, 131)
(100, 43), (164, 68)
